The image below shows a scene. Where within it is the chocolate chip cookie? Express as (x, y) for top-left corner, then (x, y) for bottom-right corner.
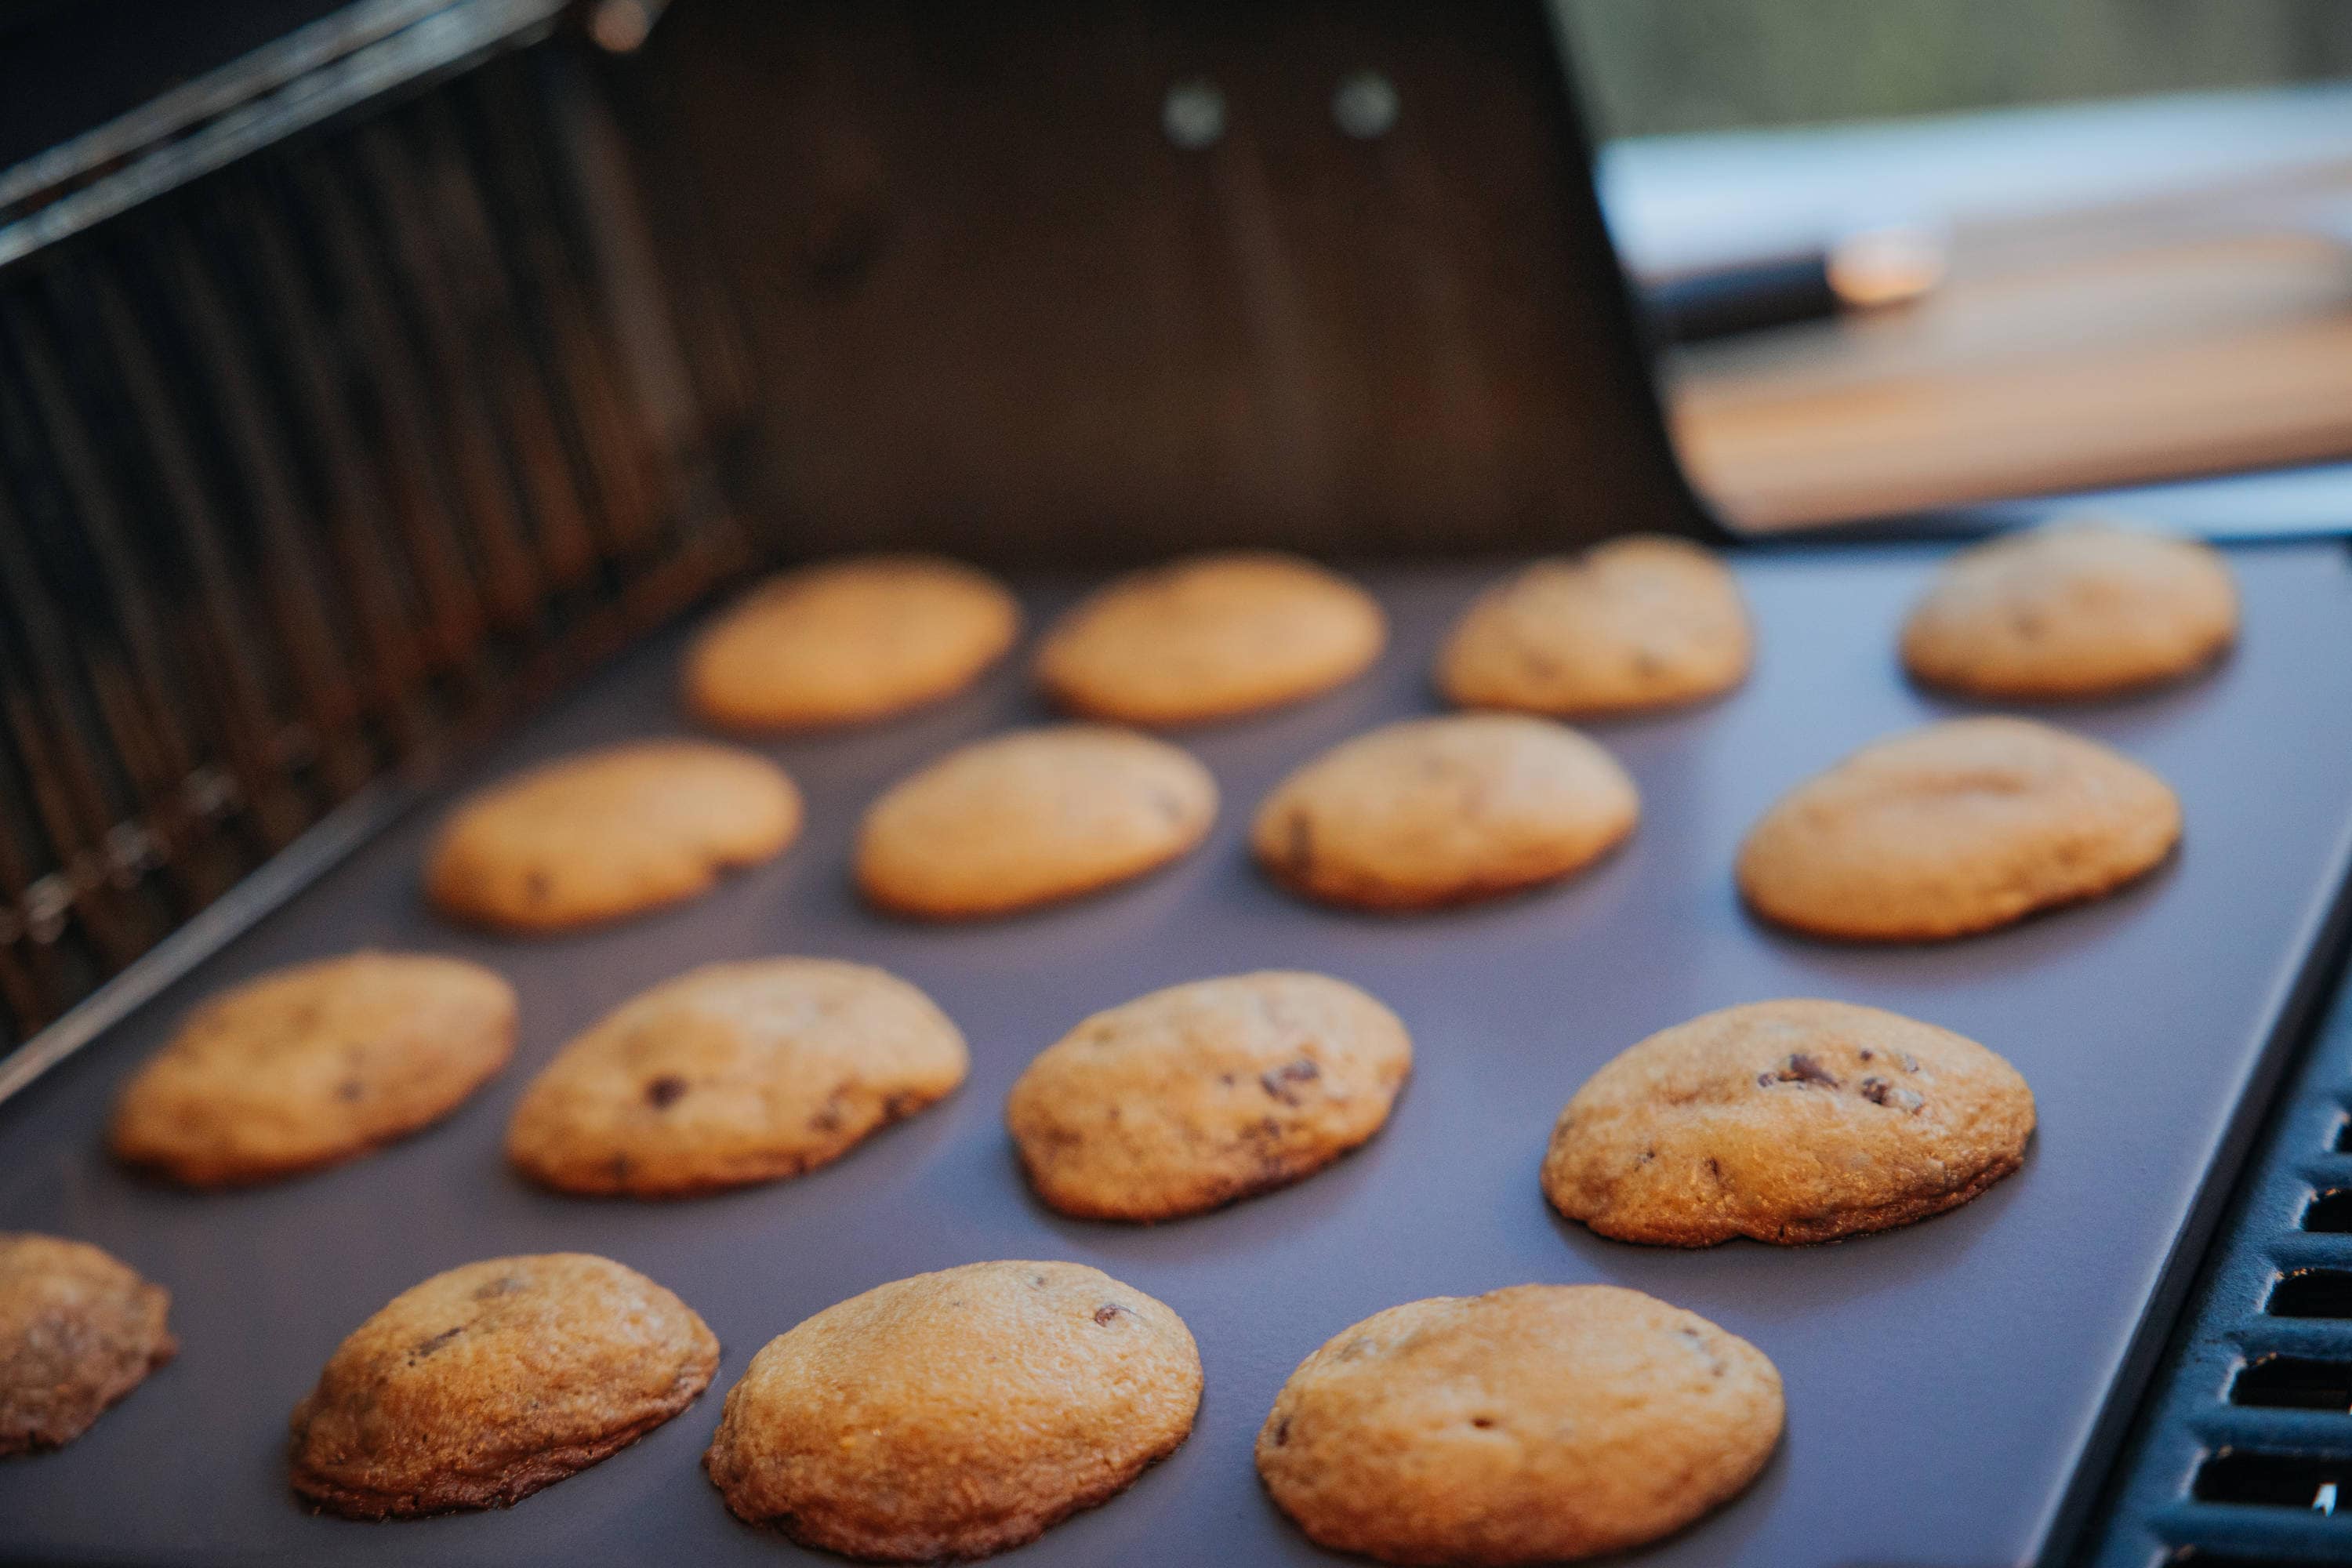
(289, 1253), (717, 1517)
(1543, 999), (2035, 1246)
(1902, 521), (2238, 699)
(1257, 1284), (1781, 1564)
(1251, 713), (1639, 910)
(685, 555), (1021, 731)
(507, 959), (968, 1198)
(1007, 971), (1411, 1221)
(705, 1260), (1200, 1560)
(1, 1235), (175, 1455)
(1036, 552), (1385, 725)
(856, 725), (1217, 918)
(1439, 535), (1752, 717)
(1736, 716), (2180, 940)
(110, 951), (515, 1188)
(428, 741), (800, 932)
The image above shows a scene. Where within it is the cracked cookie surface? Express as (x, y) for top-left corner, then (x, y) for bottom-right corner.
(289, 1253), (717, 1518)
(1007, 971), (1410, 1221)
(1257, 1284), (1781, 1564)
(1542, 999), (2035, 1246)
(0, 1234), (175, 1455)
(1251, 713), (1638, 911)
(427, 742), (800, 933)
(1902, 521), (2237, 699)
(1036, 551), (1385, 726)
(507, 959), (967, 1198)
(111, 952), (515, 1188)
(705, 1260), (1200, 1561)
(857, 726), (1216, 918)
(1736, 716), (2180, 941)
(1438, 535), (1751, 717)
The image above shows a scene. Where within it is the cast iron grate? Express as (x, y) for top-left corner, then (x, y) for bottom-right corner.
(2077, 937), (2352, 1566)
(0, 3), (742, 1076)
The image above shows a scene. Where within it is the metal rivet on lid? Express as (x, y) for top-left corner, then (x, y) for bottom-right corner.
(1332, 70), (1399, 139)
(1162, 78), (1227, 151)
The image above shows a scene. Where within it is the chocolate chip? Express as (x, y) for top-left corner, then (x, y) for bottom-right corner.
(1272, 1417), (1291, 1446)
(472, 1276), (524, 1301)
(409, 1326), (462, 1360)
(882, 1091), (915, 1119)
(643, 1075), (688, 1109)
(1260, 1058), (1321, 1105)
(1094, 1305), (1126, 1325)
(1859, 1076), (1926, 1113)
(335, 1079), (364, 1102)
(1857, 1049), (1875, 1062)
(1471, 1416), (1496, 1429)
(1769, 1053), (1841, 1088)
(1286, 811), (1315, 873)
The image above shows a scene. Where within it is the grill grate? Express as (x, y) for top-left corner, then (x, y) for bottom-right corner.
(0, 20), (744, 1074)
(2080, 938), (2352, 1566)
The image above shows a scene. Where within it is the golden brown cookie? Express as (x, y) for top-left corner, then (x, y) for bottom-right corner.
(1542, 1000), (2035, 1246)
(1007, 971), (1411, 1221)
(1252, 713), (1639, 911)
(684, 555), (1022, 731)
(0, 1235), (175, 1456)
(856, 725), (1217, 919)
(1736, 716), (2180, 941)
(1902, 521), (2238, 699)
(1438, 536), (1752, 717)
(507, 959), (968, 1198)
(1036, 552), (1385, 725)
(289, 1253), (717, 1518)
(705, 1260), (1200, 1561)
(109, 952), (515, 1189)
(1257, 1284), (1781, 1565)
(427, 741), (800, 933)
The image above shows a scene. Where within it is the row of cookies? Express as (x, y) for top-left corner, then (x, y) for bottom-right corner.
(423, 702), (2187, 947)
(103, 949), (2033, 1238)
(1, 1235), (1777, 1563)
(683, 521), (2234, 740)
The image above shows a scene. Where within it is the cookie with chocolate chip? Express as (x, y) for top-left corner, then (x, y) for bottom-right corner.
(1902, 520), (2238, 699)
(1, 1234), (175, 1455)
(1438, 535), (1752, 717)
(1007, 971), (1411, 1221)
(506, 959), (967, 1198)
(427, 741), (800, 933)
(110, 951), (515, 1188)
(856, 725), (1217, 919)
(1036, 551), (1385, 726)
(1251, 713), (1638, 911)
(1736, 716), (2179, 941)
(1257, 1284), (1781, 1564)
(289, 1253), (717, 1517)
(705, 1259), (1200, 1560)
(1542, 999), (2034, 1246)
(685, 555), (1022, 731)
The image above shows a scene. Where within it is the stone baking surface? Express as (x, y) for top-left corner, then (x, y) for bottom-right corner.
(3, 544), (2352, 1566)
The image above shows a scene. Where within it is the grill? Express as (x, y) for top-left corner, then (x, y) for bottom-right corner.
(0, 0), (744, 1072)
(3, 5), (2352, 1566)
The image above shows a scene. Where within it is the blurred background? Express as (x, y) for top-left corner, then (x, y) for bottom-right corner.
(1553, 0), (2352, 532)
